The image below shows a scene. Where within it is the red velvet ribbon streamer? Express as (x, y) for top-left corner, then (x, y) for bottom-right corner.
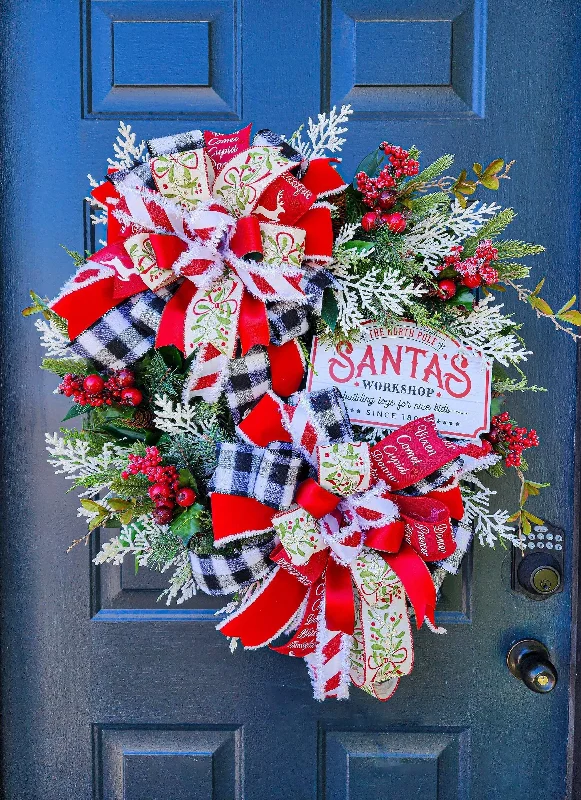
(239, 291), (270, 355)
(218, 567), (309, 648)
(325, 556), (355, 635)
(230, 216), (263, 260)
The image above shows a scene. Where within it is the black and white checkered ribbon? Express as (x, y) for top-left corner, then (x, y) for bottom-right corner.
(211, 441), (305, 511)
(68, 288), (171, 371)
(267, 268), (336, 346)
(189, 538), (276, 595)
(223, 348), (272, 425)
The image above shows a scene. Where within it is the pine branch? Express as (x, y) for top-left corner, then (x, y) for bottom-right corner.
(41, 357), (93, 377)
(410, 192), (449, 217)
(413, 154), (455, 185)
(494, 240), (545, 259)
(462, 208), (516, 256)
(495, 261), (531, 280)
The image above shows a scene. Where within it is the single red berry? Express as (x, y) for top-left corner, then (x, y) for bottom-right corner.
(462, 273), (482, 289)
(361, 211), (379, 232)
(83, 374), (105, 395)
(121, 387), (143, 406)
(437, 279), (457, 300)
(152, 507), (174, 525)
(149, 483), (172, 503)
(384, 212), (407, 234)
(116, 369), (135, 388)
(176, 487), (196, 508)
(378, 190), (396, 210)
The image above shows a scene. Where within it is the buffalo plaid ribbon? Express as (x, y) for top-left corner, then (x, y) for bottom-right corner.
(211, 441), (305, 511)
(68, 288), (171, 371)
(189, 538), (276, 595)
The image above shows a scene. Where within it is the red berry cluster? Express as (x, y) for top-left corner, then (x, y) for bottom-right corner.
(380, 143), (420, 178)
(58, 369), (143, 408)
(436, 240), (499, 298)
(355, 143), (418, 232)
(487, 412), (540, 468)
(121, 446), (196, 525)
(356, 171), (396, 209)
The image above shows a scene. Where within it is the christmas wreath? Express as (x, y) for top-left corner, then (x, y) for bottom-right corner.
(25, 106), (581, 701)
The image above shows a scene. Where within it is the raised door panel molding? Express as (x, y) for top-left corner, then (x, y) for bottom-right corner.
(83, 0), (241, 119)
(94, 724), (243, 800)
(325, 0), (487, 118)
(319, 727), (470, 800)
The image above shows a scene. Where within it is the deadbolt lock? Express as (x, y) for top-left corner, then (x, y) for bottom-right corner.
(511, 522), (564, 600)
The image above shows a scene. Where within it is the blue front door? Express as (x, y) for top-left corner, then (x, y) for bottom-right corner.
(1, 1), (580, 798)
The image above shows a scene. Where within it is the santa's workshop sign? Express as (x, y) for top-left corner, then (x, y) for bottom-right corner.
(307, 322), (491, 440)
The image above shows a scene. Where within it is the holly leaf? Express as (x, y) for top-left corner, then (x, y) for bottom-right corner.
(447, 288), (475, 310)
(169, 503), (205, 546)
(343, 240), (375, 255)
(157, 345), (184, 371)
(62, 404), (90, 421)
(178, 468), (197, 490)
(100, 423), (147, 442)
(490, 396), (504, 416)
(321, 288), (339, 332)
(352, 148), (384, 185)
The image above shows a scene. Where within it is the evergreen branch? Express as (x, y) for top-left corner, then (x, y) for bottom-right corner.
(41, 357), (93, 377)
(495, 261), (531, 280)
(462, 208), (516, 256)
(494, 240), (545, 259)
(413, 154), (455, 186)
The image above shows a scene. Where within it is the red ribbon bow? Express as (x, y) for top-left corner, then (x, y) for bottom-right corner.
(212, 396), (469, 651)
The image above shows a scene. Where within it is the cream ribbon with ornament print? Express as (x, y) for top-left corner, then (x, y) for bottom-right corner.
(272, 441), (414, 699)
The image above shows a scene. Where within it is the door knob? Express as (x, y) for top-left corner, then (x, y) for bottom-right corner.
(507, 639), (558, 693)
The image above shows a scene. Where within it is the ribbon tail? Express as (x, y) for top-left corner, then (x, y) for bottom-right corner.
(268, 340), (305, 397)
(270, 577), (324, 656)
(217, 567), (309, 649)
(239, 290), (270, 355)
(382, 542), (437, 629)
(325, 558), (355, 635)
(155, 280), (197, 351)
(211, 494), (276, 546)
(304, 590), (351, 700)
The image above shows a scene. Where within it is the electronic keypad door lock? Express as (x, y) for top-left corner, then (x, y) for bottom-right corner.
(511, 521), (564, 600)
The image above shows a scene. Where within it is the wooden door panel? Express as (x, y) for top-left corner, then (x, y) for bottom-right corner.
(325, 0), (486, 119)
